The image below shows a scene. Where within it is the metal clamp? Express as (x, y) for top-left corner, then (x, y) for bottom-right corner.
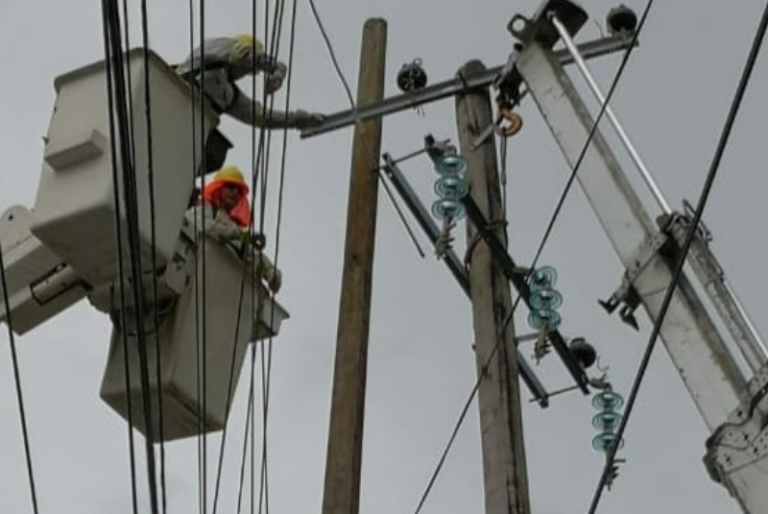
(705, 363), (768, 483)
(599, 230), (671, 330)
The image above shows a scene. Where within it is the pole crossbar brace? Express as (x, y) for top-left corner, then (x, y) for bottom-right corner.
(381, 153), (551, 406)
(461, 195), (590, 393)
(301, 35), (635, 139)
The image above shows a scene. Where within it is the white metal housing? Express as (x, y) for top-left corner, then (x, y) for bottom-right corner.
(30, 48), (218, 288)
(99, 232), (289, 442)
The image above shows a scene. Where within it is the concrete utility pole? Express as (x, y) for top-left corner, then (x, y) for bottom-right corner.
(456, 60), (531, 514)
(322, 18), (386, 514)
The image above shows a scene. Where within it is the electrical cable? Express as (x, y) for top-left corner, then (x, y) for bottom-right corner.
(100, 7), (140, 513)
(100, 2), (160, 513)
(209, 2), (292, 513)
(180, 2), (206, 513)
(528, 0), (655, 271)
(139, 3), (170, 512)
(195, 2), (210, 513)
(0, 219), (40, 514)
(307, 0), (425, 260)
(586, 2), (768, 511)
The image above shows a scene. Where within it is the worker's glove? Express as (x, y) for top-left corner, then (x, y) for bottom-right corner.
(268, 269), (282, 293)
(264, 62), (287, 95)
(249, 232), (267, 251)
(289, 110), (326, 129)
(254, 52), (279, 74)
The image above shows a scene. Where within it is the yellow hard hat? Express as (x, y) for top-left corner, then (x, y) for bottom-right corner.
(234, 34), (265, 54)
(214, 166), (247, 187)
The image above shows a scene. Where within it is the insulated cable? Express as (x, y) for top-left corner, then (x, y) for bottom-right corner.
(137, 1), (170, 511)
(100, 1), (161, 513)
(0, 225), (40, 514)
(102, 4), (140, 512)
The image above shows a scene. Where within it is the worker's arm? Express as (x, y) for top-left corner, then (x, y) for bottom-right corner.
(186, 204), (245, 243)
(226, 85), (325, 129)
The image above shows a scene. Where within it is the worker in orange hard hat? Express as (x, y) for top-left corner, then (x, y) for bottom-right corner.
(175, 34), (325, 130)
(188, 166), (281, 292)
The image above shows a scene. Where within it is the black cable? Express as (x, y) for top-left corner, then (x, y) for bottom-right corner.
(101, 6), (140, 513)
(138, 2), (169, 512)
(195, 2), (210, 512)
(100, 2), (160, 513)
(210, 1), (291, 511)
(257, 5), (292, 514)
(236, 378), (257, 514)
(586, 2), (768, 511)
(182, 3), (206, 514)
(0, 225), (40, 514)
(529, 0), (655, 271)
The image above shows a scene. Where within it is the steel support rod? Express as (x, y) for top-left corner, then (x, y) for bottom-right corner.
(301, 35), (635, 138)
(723, 279), (768, 363)
(550, 14), (672, 215)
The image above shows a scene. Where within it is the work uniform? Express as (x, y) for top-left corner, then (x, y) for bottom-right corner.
(175, 36), (323, 129)
(185, 203), (282, 292)
(184, 165), (282, 292)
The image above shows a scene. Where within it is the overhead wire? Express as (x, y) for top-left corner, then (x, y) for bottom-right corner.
(193, 1), (210, 512)
(0, 220), (40, 514)
(207, 2), (292, 513)
(136, 1), (170, 511)
(180, 2), (208, 514)
(100, 1), (161, 513)
(257, 3), (295, 513)
(586, 2), (768, 512)
(101, 4), (140, 512)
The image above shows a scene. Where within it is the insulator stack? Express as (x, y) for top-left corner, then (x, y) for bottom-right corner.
(431, 154), (469, 221)
(526, 266), (563, 332)
(397, 58), (428, 93)
(591, 389), (625, 452)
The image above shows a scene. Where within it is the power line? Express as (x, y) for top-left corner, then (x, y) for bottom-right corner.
(100, 2), (160, 513)
(194, 2), (210, 513)
(208, 1), (294, 512)
(0, 228), (40, 514)
(306, 0), (355, 109)
(137, 0), (169, 511)
(586, 2), (768, 512)
(101, 5), (139, 513)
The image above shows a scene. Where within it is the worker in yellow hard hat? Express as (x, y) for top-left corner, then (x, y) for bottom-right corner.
(175, 34), (325, 130)
(187, 166), (281, 292)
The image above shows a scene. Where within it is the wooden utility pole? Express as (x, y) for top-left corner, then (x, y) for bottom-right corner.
(322, 18), (387, 514)
(456, 60), (531, 514)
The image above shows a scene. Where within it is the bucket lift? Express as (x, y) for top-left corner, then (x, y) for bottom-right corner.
(0, 48), (289, 442)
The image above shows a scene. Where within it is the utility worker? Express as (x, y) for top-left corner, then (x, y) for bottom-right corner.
(175, 35), (325, 130)
(187, 166), (282, 292)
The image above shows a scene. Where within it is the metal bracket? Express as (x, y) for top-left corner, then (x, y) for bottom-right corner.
(300, 33), (635, 139)
(599, 230), (672, 330)
(507, 0), (588, 49)
(705, 363), (768, 484)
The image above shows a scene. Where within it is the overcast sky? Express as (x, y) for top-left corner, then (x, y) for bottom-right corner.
(0, 0), (766, 513)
